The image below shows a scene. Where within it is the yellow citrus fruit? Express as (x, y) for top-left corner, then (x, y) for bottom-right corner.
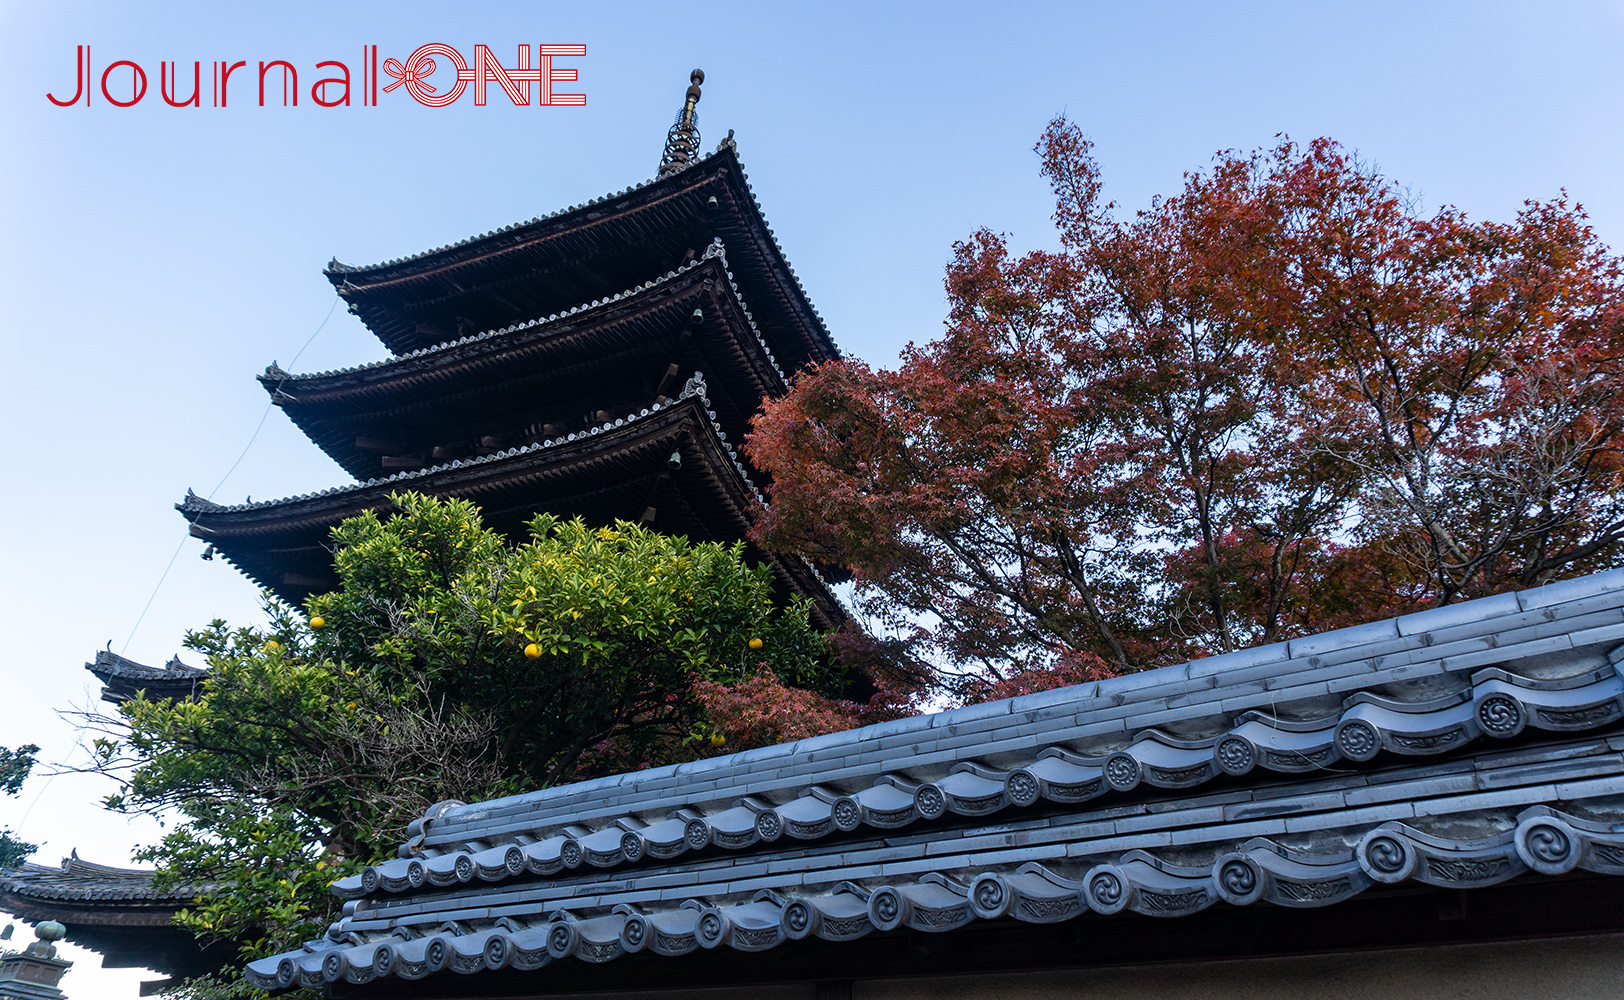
(524, 643), (543, 660)
(309, 616), (325, 629)
(709, 732), (726, 747)
(265, 640), (282, 651)
(748, 637), (764, 651)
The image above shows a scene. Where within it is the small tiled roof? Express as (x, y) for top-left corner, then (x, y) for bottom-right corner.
(0, 857), (191, 902)
(0, 858), (223, 976)
(247, 572), (1624, 990)
(85, 650), (206, 705)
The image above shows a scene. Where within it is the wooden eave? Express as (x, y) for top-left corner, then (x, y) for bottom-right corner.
(326, 146), (838, 371)
(180, 395), (842, 630)
(267, 256), (787, 482)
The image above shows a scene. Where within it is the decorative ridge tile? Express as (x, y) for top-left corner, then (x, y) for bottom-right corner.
(380, 577), (1623, 855)
(352, 642), (1624, 895)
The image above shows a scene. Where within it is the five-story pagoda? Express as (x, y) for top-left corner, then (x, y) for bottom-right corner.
(179, 71), (844, 631)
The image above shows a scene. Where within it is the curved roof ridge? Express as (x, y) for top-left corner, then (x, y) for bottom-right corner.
(728, 161), (842, 359)
(385, 571), (1624, 857)
(342, 639), (1624, 890)
(264, 242), (792, 393)
(324, 142), (839, 362)
(326, 150), (726, 277)
(0, 857), (193, 901)
(702, 238), (793, 387)
(271, 254), (716, 383)
(85, 649), (205, 681)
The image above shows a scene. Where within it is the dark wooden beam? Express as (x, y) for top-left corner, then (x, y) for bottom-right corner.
(281, 572), (333, 588)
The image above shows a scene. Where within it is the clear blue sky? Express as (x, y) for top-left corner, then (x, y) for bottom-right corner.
(3, 1), (1621, 993)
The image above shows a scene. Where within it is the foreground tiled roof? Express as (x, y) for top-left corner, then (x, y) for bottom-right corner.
(247, 570), (1624, 990)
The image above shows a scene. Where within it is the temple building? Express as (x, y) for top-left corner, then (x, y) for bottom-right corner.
(84, 650), (207, 706)
(0, 653), (226, 984)
(15, 74), (1624, 999)
(180, 69), (844, 630)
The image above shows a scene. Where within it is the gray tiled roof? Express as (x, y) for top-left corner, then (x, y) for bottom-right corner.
(84, 649), (207, 705)
(362, 571), (1624, 868)
(0, 859), (187, 904)
(84, 650), (205, 685)
(246, 571), (1624, 990)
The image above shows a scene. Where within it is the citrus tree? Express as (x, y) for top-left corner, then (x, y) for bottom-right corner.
(93, 493), (841, 956)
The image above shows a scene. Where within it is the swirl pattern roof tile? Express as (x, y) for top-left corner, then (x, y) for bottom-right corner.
(249, 793), (1624, 989)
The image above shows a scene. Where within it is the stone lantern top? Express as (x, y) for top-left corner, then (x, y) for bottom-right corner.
(0, 920), (73, 1000)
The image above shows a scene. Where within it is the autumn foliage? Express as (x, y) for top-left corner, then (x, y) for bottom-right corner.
(747, 118), (1624, 683)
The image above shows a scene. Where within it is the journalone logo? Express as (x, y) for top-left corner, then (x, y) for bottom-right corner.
(47, 43), (585, 108)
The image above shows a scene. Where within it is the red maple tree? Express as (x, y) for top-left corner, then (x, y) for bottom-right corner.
(747, 118), (1624, 686)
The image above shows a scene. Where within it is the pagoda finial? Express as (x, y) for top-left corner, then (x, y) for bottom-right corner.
(658, 69), (704, 178)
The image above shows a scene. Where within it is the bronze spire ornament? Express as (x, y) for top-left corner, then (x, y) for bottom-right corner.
(657, 68), (703, 177)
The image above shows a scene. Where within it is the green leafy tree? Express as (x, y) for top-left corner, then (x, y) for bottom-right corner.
(0, 744), (38, 868)
(91, 493), (839, 958)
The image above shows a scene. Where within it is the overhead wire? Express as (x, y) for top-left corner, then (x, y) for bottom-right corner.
(119, 296), (342, 656)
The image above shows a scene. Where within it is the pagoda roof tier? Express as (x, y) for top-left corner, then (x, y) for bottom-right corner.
(180, 383), (843, 631)
(268, 247), (789, 482)
(84, 650), (206, 705)
(326, 143), (840, 369)
(0, 858), (226, 976)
